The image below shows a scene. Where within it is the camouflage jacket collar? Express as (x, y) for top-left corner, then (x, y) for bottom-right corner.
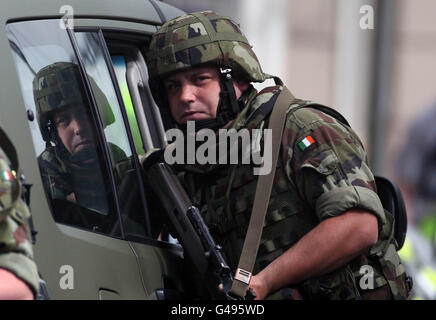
(231, 85), (284, 131)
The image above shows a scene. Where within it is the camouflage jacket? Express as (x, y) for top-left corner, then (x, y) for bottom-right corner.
(38, 145), (109, 215)
(177, 85), (410, 299)
(38, 143), (126, 216)
(0, 149), (39, 297)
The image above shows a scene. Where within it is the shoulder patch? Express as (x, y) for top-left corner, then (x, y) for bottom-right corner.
(297, 135), (316, 151)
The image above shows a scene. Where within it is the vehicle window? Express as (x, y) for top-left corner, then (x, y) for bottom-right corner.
(105, 38), (172, 241)
(111, 55), (145, 155)
(105, 39), (167, 152)
(74, 31), (150, 239)
(7, 20), (121, 236)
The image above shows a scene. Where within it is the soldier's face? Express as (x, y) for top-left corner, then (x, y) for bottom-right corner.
(164, 66), (247, 124)
(53, 106), (94, 155)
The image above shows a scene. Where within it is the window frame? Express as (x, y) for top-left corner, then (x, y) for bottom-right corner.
(72, 26), (176, 247)
(70, 26), (157, 240)
(6, 19), (133, 238)
(62, 26), (128, 239)
(105, 39), (167, 150)
(7, 19), (180, 248)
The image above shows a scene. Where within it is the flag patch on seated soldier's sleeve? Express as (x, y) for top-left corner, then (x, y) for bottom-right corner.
(297, 135), (315, 151)
(1, 170), (13, 182)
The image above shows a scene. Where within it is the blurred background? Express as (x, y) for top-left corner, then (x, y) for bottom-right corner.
(160, 0), (436, 299)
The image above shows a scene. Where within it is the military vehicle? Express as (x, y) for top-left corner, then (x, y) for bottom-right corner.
(0, 0), (192, 299)
(0, 0), (413, 301)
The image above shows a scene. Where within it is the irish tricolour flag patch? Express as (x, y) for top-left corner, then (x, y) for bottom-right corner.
(298, 135), (315, 151)
(1, 170), (13, 182)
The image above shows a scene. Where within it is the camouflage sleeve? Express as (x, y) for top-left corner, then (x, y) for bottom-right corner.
(282, 106), (387, 231)
(0, 156), (39, 297)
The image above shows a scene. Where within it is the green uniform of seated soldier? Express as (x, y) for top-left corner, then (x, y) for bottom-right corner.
(146, 11), (411, 300)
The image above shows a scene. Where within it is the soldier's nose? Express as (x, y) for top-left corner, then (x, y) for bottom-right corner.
(70, 117), (83, 135)
(179, 84), (196, 104)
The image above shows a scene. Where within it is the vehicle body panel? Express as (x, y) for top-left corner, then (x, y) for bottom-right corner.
(0, 0), (187, 299)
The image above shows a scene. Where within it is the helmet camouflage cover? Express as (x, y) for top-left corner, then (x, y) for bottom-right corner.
(147, 10), (266, 107)
(33, 62), (114, 142)
(33, 62), (88, 142)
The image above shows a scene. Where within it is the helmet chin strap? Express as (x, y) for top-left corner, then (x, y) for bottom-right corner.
(182, 67), (242, 132)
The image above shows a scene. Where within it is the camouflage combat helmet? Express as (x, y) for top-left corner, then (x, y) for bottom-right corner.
(147, 11), (266, 130)
(33, 62), (88, 142)
(33, 62), (114, 142)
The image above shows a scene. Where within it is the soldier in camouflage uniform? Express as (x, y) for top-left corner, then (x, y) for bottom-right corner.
(147, 11), (410, 299)
(0, 134), (39, 299)
(33, 62), (125, 218)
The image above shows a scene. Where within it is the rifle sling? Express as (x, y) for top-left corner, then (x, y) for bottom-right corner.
(229, 86), (296, 298)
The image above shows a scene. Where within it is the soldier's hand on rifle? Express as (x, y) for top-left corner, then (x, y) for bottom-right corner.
(218, 275), (265, 300)
(245, 274), (267, 300)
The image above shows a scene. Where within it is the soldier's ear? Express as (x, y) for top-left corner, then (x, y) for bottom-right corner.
(233, 79), (249, 99)
(233, 73), (250, 87)
(237, 79), (249, 89)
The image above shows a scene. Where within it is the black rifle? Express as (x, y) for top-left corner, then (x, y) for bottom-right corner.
(146, 162), (245, 300)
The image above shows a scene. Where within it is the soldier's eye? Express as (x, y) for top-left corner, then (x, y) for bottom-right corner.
(195, 75), (210, 84)
(165, 82), (179, 92)
(55, 115), (70, 127)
